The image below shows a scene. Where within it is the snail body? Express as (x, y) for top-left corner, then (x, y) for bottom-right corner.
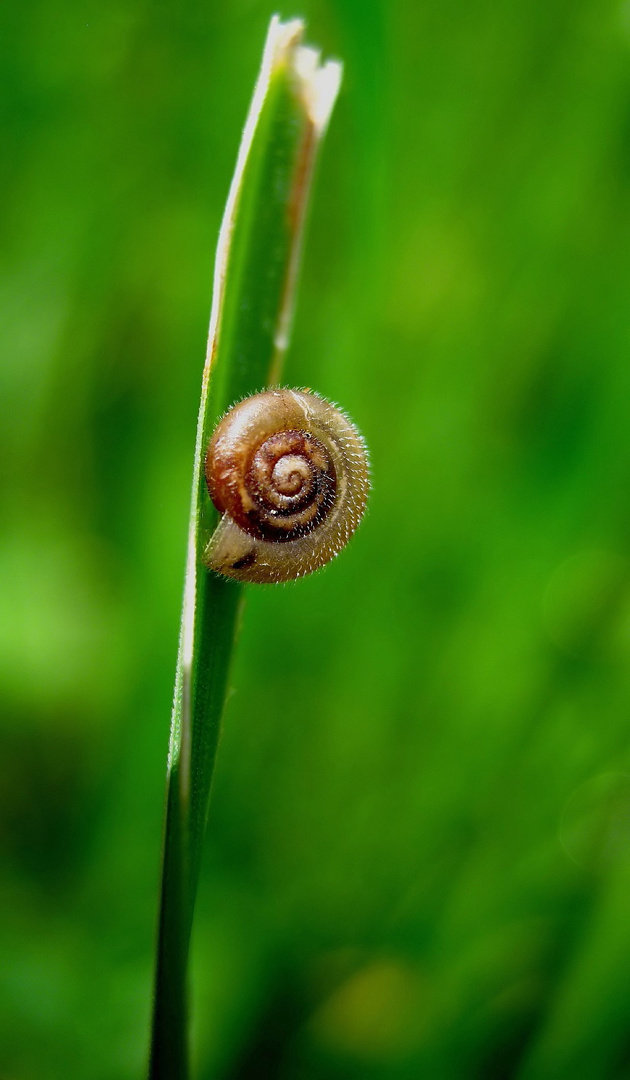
(203, 389), (369, 582)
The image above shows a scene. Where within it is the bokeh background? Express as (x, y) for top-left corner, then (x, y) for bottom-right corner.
(4, 0), (630, 1076)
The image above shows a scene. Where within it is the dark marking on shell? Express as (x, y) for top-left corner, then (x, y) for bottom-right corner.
(231, 552), (257, 570)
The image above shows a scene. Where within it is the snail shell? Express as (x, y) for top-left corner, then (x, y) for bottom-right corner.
(203, 389), (369, 582)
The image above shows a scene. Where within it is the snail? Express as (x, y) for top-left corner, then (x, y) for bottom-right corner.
(203, 389), (370, 582)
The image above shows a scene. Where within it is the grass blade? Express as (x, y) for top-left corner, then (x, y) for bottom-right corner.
(148, 17), (342, 1078)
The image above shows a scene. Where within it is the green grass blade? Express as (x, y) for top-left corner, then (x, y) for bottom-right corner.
(148, 18), (341, 1079)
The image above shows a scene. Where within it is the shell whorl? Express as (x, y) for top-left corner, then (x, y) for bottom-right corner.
(203, 389), (369, 583)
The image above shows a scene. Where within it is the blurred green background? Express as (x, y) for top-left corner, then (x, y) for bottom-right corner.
(4, 0), (630, 1077)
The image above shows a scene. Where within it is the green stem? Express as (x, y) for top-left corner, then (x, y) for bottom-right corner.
(148, 18), (341, 1078)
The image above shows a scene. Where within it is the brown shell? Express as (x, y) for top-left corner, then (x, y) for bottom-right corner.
(203, 389), (369, 583)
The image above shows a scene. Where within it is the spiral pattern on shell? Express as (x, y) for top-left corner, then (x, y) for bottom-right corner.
(203, 389), (369, 582)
